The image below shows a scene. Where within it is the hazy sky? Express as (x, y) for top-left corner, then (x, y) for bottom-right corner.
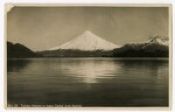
(7, 7), (169, 51)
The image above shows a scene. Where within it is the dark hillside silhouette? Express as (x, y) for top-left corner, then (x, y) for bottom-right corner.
(112, 43), (168, 57)
(7, 42), (38, 58)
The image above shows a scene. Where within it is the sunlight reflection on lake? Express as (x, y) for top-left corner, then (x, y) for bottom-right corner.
(60, 60), (120, 83)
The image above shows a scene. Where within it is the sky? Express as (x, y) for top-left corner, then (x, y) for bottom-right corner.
(7, 7), (169, 51)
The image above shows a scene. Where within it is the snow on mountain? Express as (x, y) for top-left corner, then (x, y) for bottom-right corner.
(146, 36), (169, 46)
(49, 31), (120, 51)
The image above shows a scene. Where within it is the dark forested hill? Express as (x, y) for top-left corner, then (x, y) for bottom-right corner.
(112, 43), (168, 57)
(7, 42), (38, 58)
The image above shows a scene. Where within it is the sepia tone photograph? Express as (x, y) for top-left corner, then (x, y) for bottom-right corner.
(6, 5), (170, 107)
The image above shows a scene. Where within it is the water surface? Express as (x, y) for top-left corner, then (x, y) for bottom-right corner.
(7, 58), (169, 107)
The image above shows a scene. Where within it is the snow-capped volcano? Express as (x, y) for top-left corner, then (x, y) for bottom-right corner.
(50, 31), (119, 51)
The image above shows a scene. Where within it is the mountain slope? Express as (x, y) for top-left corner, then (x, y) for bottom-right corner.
(146, 36), (169, 46)
(50, 31), (119, 51)
(7, 41), (38, 58)
(112, 37), (169, 57)
(39, 35), (169, 57)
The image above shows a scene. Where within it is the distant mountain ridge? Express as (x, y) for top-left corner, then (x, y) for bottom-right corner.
(7, 34), (169, 58)
(113, 43), (168, 57)
(112, 36), (169, 57)
(146, 36), (168, 46)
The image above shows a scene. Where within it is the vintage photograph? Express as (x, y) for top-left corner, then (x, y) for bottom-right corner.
(7, 6), (170, 107)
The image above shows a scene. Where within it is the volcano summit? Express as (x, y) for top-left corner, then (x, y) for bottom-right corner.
(50, 31), (119, 51)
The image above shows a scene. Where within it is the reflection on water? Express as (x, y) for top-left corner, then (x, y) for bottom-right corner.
(7, 58), (169, 106)
(7, 59), (31, 72)
(60, 60), (120, 83)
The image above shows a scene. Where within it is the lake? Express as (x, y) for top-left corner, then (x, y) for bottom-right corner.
(7, 58), (169, 107)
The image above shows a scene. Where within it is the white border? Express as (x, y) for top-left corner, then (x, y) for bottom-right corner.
(0, 0), (174, 112)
